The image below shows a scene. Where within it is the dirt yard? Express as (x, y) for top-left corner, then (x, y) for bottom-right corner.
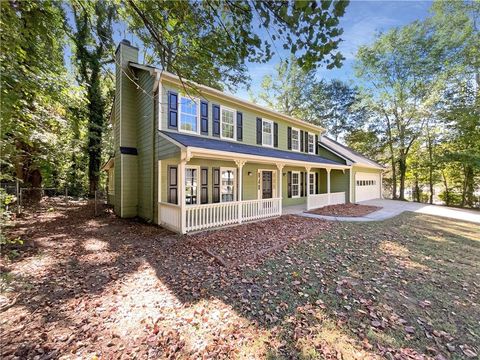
(307, 203), (382, 217)
(1, 200), (478, 359)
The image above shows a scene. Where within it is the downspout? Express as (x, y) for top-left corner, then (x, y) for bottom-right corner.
(152, 71), (161, 222)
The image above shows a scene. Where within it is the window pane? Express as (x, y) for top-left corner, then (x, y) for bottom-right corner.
(180, 97), (198, 132)
(292, 173), (299, 197)
(185, 168), (197, 204)
(221, 169), (235, 202)
(262, 121), (272, 146)
(308, 134), (315, 153)
(221, 108), (234, 139)
(291, 130), (299, 150)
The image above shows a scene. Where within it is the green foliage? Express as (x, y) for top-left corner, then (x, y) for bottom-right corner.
(71, 0), (116, 196)
(254, 57), (364, 139)
(0, 0), (72, 190)
(123, 0), (349, 90)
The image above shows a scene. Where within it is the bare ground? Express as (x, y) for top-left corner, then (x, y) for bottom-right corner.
(1, 199), (478, 359)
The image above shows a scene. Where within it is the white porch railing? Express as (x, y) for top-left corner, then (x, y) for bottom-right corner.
(159, 198), (282, 233)
(185, 201), (239, 232)
(185, 198), (281, 233)
(330, 191), (346, 205)
(306, 191), (346, 210)
(158, 202), (182, 232)
(307, 193), (329, 210)
(242, 198), (281, 222)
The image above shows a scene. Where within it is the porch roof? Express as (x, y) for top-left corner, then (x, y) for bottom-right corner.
(160, 130), (345, 167)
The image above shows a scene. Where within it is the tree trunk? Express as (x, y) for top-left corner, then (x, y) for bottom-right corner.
(441, 170), (450, 206)
(426, 125), (434, 204)
(465, 165), (474, 207)
(398, 153), (407, 201)
(385, 115), (397, 199)
(414, 174), (420, 202)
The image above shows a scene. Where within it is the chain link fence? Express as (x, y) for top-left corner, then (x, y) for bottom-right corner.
(1, 181), (109, 215)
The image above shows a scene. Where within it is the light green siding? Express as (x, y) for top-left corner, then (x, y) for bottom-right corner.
(136, 71), (155, 220)
(318, 147), (347, 164)
(159, 81), (322, 152)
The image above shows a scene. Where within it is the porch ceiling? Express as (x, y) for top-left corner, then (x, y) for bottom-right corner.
(159, 130), (349, 169)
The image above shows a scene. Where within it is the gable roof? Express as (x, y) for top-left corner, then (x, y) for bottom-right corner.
(319, 136), (384, 170)
(160, 131), (346, 167)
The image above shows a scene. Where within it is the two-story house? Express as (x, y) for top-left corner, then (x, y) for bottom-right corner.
(103, 40), (384, 234)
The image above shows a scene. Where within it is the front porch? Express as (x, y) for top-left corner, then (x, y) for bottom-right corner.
(157, 148), (350, 234)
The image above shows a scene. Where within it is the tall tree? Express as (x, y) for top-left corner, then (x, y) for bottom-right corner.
(0, 0), (69, 198)
(253, 58), (316, 120)
(71, 0), (115, 196)
(254, 58), (364, 136)
(123, 0), (349, 90)
(430, 0), (480, 207)
(355, 22), (440, 200)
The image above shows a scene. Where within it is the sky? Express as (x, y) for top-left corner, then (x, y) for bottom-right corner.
(233, 0), (433, 100)
(66, 1), (433, 100)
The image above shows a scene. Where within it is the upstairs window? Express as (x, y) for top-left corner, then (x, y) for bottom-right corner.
(291, 128), (300, 151)
(262, 119), (273, 147)
(179, 96), (198, 133)
(308, 133), (315, 154)
(221, 106), (235, 140)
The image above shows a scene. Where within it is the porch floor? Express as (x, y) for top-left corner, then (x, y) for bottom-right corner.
(282, 204), (306, 215)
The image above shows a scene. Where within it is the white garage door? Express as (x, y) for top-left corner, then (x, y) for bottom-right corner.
(355, 172), (381, 202)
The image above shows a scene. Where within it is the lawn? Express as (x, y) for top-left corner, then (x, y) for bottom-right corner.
(1, 200), (478, 359)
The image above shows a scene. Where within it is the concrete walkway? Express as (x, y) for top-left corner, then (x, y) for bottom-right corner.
(300, 199), (480, 224)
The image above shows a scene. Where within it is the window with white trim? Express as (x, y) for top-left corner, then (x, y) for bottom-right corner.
(221, 168), (236, 202)
(292, 171), (300, 198)
(308, 133), (315, 154)
(185, 167), (199, 204)
(309, 172), (316, 195)
(179, 96), (198, 133)
(221, 106), (235, 140)
(291, 128), (300, 151)
(262, 119), (273, 147)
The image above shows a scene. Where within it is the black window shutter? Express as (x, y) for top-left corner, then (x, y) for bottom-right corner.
(315, 134), (319, 154)
(287, 171), (292, 198)
(315, 172), (319, 194)
(212, 104), (220, 137)
(200, 100), (209, 135)
(300, 171), (304, 197)
(274, 122), (278, 147)
(256, 117), (262, 145)
(300, 131), (304, 152)
(237, 112), (243, 141)
(305, 133), (309, 153)
(168, 92), (178, 129)
(212, 168), (220, 203)
(287, 127), (292, 150)
(167, 165), (178, 204)
(201, 167), (208, 204)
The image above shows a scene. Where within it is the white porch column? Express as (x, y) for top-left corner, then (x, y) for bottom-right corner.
(276, 163), (284, 214)
(326, 168), (331, 205)
(179, 159), (186, 234)
(235, 160), (246, 223)
(305, 166), (311, 210)
(179, 150), (190, 234)
(349, 167), (352, 203)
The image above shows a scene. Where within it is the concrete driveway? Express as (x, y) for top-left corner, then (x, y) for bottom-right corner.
(302, 199), (480, 224)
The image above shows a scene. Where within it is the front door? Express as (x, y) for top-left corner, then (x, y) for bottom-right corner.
(262, 171), (273, 199)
